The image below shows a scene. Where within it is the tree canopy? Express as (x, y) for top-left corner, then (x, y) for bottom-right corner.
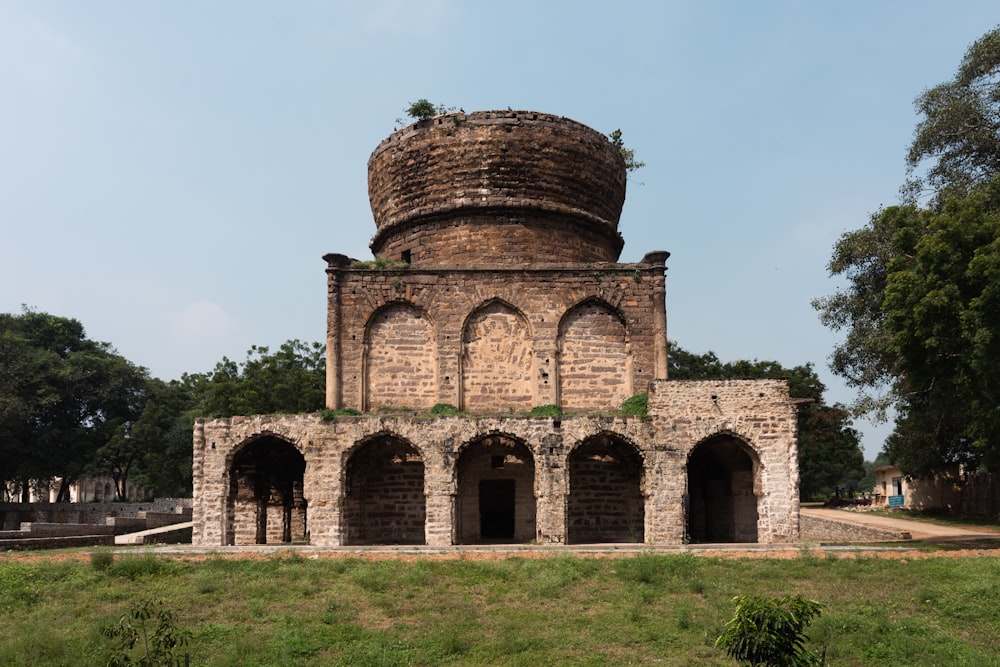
(669, 342), (864, 500)
(0, 309), (151, 501)
(906, 25), (1000, 202)
(816, 26), (1000, 477)
(0, 308), (327, 500)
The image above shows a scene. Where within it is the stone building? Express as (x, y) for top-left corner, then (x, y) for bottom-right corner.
(192, 110), (802, 547)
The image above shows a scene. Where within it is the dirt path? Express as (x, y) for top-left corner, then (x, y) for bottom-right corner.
(800, 507), (1000, 540)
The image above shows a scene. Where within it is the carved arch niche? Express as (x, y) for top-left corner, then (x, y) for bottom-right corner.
(558, 299), (631, 411)
(364, 302), (437, 411)
(461, 300), (533, 412)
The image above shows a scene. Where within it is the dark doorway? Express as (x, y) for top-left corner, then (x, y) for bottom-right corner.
(479, 479), (515, 539)
(687, 436), (758, 543)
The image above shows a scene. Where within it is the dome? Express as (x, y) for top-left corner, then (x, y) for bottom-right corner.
(367, 110), (627, 266)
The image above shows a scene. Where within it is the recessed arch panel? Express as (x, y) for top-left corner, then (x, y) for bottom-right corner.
(558, 299), (630, 411)
(342, 435), (426, 545)
(461, 301), (533, 412)
(365, 302), (437, 411)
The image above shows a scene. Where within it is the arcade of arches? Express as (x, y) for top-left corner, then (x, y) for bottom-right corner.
(194, 380), (802, 547)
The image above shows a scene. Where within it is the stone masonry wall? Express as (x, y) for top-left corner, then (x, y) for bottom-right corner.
(325, 260), (668, 414)
(192, 377), (800, 547)
(649, 379), (801, 543)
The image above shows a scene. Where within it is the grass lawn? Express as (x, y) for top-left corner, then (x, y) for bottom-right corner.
(1, 549), (998, 666)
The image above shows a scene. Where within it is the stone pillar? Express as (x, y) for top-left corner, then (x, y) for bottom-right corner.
(642, 251), (670, 380)
(644, 446), (687, 544)
(423, 455), (456, 546)
(324, 254), (352, 410)
(534, 432), (567, 544)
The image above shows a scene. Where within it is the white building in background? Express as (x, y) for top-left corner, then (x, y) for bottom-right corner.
(3, 477), (146, 503)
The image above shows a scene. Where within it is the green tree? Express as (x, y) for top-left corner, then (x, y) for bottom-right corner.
(669, 342), (864, 500)
(0, 309), (151, 500)
(198, 339), (326, 417)
(716, 595), (824, 667)
(884, 179), (1000, 474)
(816, 26), (1000, 479)
(906, 25), (1000, 202)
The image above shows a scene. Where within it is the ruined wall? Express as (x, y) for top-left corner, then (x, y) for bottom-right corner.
(193, 377), (800, 548)
(649, 379), (801, 543)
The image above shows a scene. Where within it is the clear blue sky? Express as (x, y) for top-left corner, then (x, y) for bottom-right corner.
(3, 1), (998, 459)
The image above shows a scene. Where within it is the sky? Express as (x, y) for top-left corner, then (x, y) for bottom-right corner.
(3, 1), (999, 460)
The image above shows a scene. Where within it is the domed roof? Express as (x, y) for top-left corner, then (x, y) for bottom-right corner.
(367, 110), (627, 265)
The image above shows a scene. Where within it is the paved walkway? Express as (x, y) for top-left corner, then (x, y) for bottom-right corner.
(800, 507), (1000, 541)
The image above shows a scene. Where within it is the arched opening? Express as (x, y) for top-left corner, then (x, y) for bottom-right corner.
(456, 434), (535, 543)
(686, 435), (759, 543)
(461, 301), (533, 413)
(557, 299), (631, 411)
(227, 436), (307, 546)
(567, 434), (644, 543)
(342, 436), (426, 545)
(364, 302), (437, 411)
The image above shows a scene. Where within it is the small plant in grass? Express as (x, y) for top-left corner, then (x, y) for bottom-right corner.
(715, 594), (825, 666)
(91, 549), (115, 572)
(619, 392), (648, 416)
(102, 596), (190, 666)
(528, 404), (562, 417)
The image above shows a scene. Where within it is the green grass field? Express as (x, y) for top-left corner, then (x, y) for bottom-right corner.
(1, 549), (998, 666)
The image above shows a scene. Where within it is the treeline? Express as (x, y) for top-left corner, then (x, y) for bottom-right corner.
(0, 307), (324, 501)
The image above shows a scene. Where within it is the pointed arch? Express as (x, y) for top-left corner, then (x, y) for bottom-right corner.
(226, 434), (307, 545)
(364, 301), (437, 411)
(557, 298), (631, 411)
(455, 432), (536, 543)
(686, 433), (760, 543)
(461, 299), (534, 412)
(342, 433), (426, 545)
(567, 433), (645, 543)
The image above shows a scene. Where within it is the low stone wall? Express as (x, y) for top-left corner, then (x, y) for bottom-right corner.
(13, 522), (118, 537)
(142, 509), (193, 529)
(141, 525), (192, 545)
(0, 499), (192, 530)
(800, 514), (910, 542)
(0, 535), (116, 550)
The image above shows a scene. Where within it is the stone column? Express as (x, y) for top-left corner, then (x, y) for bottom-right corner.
(423, 455), (456, 546)
(324, 254), (352, 409)
(533, 431), (567, 544)
(644, 445), (687, 545)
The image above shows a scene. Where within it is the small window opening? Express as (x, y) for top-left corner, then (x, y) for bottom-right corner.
(401, 249), (411, 263)
(491, 455), (505, 469)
